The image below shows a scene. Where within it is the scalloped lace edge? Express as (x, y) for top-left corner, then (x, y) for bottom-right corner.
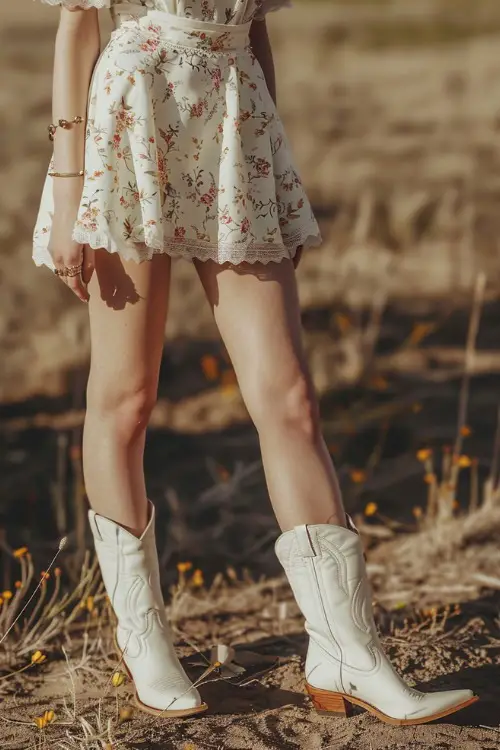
(33, 226), (322, 267)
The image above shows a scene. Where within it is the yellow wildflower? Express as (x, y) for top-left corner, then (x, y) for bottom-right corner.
(409, 322), (436, 346)
(118, 706), (134, 723)
(177, 561), (193, 574)
(424, 473), (436, 485)
(457, 455), (472, 468)
(460, 425), (472, 437)
(364, 502), (378, 517)
(201, 354), (218, 381)
(33, 710), (55, 729)
(191, 569), (204, 588)
(112, 671), (126, 688)
(412, 506), (423, 519)
(2, 591), (13, 600)
(416, 448), (432, 462)
(13, 547), (28, 559)
(31, 651), (47, 665)
(350, 470), (367, 484)
(14, 581), (22, 589)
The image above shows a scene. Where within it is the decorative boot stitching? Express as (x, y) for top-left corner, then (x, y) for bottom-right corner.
(318, 541), (347, 594)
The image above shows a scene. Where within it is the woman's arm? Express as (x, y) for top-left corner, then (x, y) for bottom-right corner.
(49, 7), (100, 300)
(52, 8), (100, 174)
(249, 19), (277, 105)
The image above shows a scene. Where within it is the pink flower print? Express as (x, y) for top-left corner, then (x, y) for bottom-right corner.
(140, 37), (160, 53)
(220, 212), (232, 225)
(298, 198), (304, 209)
(112, 133), (122, 150)
(254, 158), (271, 177)
(149, 136), (155, 143)
(200, 193), (214, 206)
(190, 101), (205, 119)
(212, 68), (222, 92)
(241, 217), (250, 234)
(174, 226), (186, 239)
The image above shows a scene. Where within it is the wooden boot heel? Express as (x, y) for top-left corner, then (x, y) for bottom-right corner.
(306, 684), (353, 717)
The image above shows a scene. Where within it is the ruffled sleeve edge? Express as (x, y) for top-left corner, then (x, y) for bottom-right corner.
(254, 1), (293, 21)
(40, 0), (110, 8)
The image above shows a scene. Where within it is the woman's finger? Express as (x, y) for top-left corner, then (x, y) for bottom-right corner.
(65, 272), (90, 303)
(82, 245), (95, 285)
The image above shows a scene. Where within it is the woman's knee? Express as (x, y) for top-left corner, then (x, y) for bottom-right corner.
(245, 369), (320, 440)
(86, 376), (157, 442)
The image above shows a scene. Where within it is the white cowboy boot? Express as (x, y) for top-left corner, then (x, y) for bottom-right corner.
(89, 500), (207, 718)
(275, 521), (478, 725)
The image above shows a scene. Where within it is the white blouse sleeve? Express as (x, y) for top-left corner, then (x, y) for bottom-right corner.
(254, 1), (292, 21)
(40, 0), (110, 8)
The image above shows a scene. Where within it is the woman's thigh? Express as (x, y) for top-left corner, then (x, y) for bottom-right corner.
(194, 259), (312, 417)
(86, 250), (172, 400)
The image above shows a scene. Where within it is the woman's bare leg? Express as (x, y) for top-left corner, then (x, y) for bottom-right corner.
(195, 259), (345, 531)
(83, 251), (171, 536)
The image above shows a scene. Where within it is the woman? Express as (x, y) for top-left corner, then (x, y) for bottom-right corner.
(34, 0), (476, 723)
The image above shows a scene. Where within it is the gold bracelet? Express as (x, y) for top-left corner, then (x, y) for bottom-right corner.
(48, 170), (85, 178)
(48, 116), (84, 142)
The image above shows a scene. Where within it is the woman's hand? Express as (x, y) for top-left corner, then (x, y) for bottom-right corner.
(49, 190), (94, 301)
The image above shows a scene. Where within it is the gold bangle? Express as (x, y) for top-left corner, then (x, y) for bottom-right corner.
(48, 170), (85, 178)
(48, 116), (84, 142)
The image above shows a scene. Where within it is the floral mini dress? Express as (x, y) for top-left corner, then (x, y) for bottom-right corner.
(33, 0), (321, 266)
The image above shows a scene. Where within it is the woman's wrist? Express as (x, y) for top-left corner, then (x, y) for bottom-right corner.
(53, 176), (84, 208)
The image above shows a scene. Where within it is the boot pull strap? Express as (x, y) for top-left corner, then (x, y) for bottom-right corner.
(294, 525), (317, 557)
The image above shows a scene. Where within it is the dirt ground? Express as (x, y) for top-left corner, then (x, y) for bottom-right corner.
(1, 505), (500, 750)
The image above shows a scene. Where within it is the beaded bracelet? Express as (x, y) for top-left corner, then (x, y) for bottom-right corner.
(48, 116), (84, 142)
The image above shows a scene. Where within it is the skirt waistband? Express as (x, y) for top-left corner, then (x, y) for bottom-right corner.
(112, 5), (252, 53)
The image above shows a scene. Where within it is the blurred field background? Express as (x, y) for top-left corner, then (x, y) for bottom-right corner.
(1, 1), (500, 748)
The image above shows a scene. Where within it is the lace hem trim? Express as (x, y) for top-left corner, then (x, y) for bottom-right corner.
(40, 0), (110, 8)
(34, 226), (322, 267)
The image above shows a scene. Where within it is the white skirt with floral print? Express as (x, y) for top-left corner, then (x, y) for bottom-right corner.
(33, 10), (322, 267)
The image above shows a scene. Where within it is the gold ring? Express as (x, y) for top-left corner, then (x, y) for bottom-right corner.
(54, 263), (83, 278)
